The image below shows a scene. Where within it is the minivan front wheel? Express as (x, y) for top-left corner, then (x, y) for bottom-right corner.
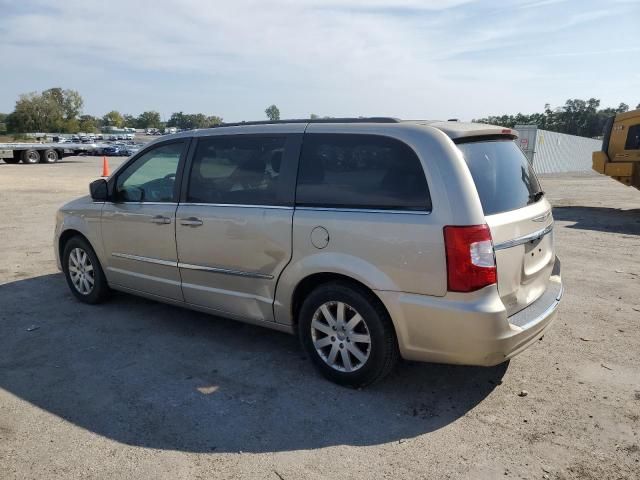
(62, 236), (110, 304)
(299, 282), (399, 387)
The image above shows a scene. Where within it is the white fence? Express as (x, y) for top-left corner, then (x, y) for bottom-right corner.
(515, 125), (602, 174)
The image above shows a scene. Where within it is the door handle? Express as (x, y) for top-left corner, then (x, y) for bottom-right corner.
(180, 217), (203, 227)
(150, 215), (171, 224)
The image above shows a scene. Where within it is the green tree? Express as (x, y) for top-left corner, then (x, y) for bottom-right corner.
(59, 89), (83, 120)
(167, 111), (186, 128)
(616, 103), (629, 113)
(102, 110), (124, 128)
(265, 104), (280, 121)
(137, 111), (162, 129)
(167, 112), (222, 130)
(123, 114), (137, 128)
(474, 98), (636, 138)
(310, 113), (319, 119)
(9, 92), (60, 132)
(207, 115), (223, 126)
(78, 115), (98, 133)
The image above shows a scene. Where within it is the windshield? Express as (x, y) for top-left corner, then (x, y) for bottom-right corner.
(457, 140), (543, 216)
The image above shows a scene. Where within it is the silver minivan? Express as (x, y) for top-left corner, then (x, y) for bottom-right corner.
(55, 118), (562, 386)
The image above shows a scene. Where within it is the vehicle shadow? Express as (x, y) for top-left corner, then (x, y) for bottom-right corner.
(553, 206), (640, 236)
(0, 274), (507, 453)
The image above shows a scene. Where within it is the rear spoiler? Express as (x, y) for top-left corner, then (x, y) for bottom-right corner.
(454, 133), (518, 144)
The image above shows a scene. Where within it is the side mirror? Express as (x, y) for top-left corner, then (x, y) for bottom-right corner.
(89, 179), (108, 202)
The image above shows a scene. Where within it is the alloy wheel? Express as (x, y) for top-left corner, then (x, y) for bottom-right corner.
(68, 247), (95, 295)
(310, 301), (371, 372)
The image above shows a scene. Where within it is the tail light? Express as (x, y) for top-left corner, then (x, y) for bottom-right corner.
(443, 225), (497, 292)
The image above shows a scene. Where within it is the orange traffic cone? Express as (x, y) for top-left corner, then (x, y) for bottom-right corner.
(101, 156), (110, 177)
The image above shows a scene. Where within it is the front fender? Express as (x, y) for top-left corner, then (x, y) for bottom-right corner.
(54, 198), (104, 270)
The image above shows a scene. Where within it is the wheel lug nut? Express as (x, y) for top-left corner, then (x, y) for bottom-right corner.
(331, 336), (335, 341)
(346, 338), (350, 342)
(339, 343), (344, 349)
(332, 326), (336, 331)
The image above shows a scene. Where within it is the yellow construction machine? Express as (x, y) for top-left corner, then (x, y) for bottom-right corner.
(593, 109), (640, 189)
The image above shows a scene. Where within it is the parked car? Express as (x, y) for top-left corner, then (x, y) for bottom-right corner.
(101, 145), (126, 156)
(54, 118), (562, 387)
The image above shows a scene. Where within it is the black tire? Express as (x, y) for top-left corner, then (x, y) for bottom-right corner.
(41, 148), (59, 163)
(298, 281), (399, 387)
(2, 157), (19, 164)
(21, 149), (40, 164)
(62, 236), (110, 304)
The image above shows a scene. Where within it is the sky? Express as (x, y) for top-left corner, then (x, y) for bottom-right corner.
(0, 0), (638, 123)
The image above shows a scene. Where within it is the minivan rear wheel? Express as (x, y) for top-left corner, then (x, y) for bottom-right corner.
(299, 282), (398, 387)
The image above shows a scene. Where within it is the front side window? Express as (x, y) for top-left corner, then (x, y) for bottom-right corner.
(296, 134), (431, 211)
(625, 124), (640, 150)
(115, 142), (184, 202)
(186, 136), (287, 205)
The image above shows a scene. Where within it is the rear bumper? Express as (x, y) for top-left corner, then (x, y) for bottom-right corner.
(376, 257), (563, 366)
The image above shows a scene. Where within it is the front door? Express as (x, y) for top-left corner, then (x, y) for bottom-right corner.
(175, 134), (299, 322)
(101, 141), (187, 301)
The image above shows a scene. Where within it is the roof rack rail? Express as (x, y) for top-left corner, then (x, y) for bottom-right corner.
(211, 117), (401, 128)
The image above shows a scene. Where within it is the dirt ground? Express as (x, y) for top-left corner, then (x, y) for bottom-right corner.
(0, 157), (639, 480)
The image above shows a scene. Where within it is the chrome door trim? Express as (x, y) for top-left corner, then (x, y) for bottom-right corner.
(180, 202), (293, 210)
(178, 262), (274, 279)
(112, 252), (178, 267)
(111, 202), (179, 206)
(494, 224), (554, 251)
(295, 206), (431, 215)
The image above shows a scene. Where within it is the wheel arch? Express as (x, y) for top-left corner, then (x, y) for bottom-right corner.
(288, 272), (393, 332)
(58, 229), (92, 263)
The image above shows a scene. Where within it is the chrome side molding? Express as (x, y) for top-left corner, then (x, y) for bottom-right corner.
(177, 262), (274, 279)
(112, 252), (177, 267)
(111, 253), (272, 279)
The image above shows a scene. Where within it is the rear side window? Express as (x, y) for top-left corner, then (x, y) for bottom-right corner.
(296, 134), (431, 211)
(625, 124), (640, 150)
(457, 140), (543, 216)
(186, 136), (287, 205)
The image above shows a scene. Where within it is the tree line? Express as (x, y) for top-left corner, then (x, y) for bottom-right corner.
(474, 98), (639, 138)
(2, 88), (637, 139)
(0, 87), (244, 134)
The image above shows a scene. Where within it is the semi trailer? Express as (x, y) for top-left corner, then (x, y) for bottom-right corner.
(0, 142), (102, 164)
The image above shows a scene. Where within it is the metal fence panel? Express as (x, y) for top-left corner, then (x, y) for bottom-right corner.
(515, 125), (602, 173)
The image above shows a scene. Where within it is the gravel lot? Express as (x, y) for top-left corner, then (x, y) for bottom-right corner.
(1, 157), (639, 479)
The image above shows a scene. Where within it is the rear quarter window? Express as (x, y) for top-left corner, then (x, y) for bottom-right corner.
(456, 140), (543, 216)
(296, 133), (431, 211)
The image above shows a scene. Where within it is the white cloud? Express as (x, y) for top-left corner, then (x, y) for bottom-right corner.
(0, 0), (638, 120)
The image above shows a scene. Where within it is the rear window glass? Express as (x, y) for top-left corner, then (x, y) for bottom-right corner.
(296, 134), (431, 211)
(457, 140), (543, 216)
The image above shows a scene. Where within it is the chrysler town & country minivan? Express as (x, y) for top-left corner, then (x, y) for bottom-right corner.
(55, 118), (563, 386)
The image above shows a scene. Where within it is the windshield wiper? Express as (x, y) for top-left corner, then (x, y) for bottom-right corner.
(529, 191), (545, 202)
